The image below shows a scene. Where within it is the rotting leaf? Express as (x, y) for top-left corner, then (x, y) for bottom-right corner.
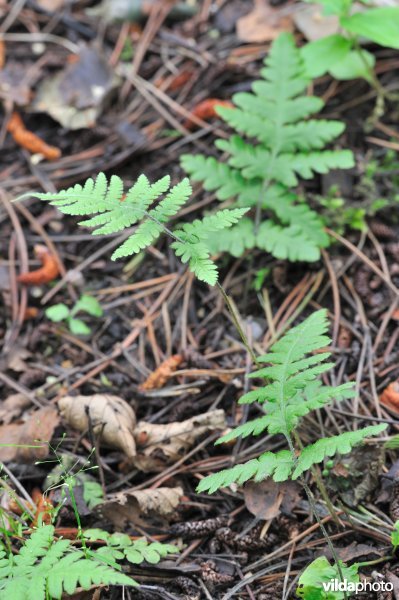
(58, 394), (136, 458)
(139, 354), (183, 391)
(237, 0), (293, 43)
(133, 409), (226, 472)
(184, 99), (234, 130)
(244, 480), (301, 520)
(0, 393), (31, 424)
(96, 486), (183, 529)
(0, 406), (59, 462)
(32, 46), (119, 130)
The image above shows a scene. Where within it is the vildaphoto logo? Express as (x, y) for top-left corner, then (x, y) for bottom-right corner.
(323, 579), (393, 593)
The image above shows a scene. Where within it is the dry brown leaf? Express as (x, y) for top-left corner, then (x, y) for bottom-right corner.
(133, 409), (226, 472)
(58, 394), (136, 458)
(237, 0), (293, 43)
(0, 406), (59, 462)
(244, 480), (300, 520)
(139, 354), (183, 391)
(380, 382), (399, 415)
(292, 3), (340, 41)
(96, 486), (183, 529)
(0, 393), (31, 424)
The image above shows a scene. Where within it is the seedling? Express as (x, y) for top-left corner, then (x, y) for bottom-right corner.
(301, 1), (399, 84)
(45, 294), (103, 335)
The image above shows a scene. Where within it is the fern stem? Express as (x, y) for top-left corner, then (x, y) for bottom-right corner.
(292, 431), (341, 527)
(216, 283), (257, 363)
(285, 434), (348, 599)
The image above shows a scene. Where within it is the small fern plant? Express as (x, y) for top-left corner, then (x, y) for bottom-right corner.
(0, 524), (177, 599)
(0, 524), (133, 599)
(197, 310), (386, 494)
(22, 173), (247, 286)
(181, 33), (355, 262)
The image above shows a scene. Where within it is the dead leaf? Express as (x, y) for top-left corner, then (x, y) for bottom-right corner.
(96, 486), (183, 529)
(58, 394), (136, 458)
(0, 406), (59, 462)
(244, 480), (300, 520)
(0, 393), (31, 424)
(139, 354), (183, 391)
(237, 0), (293, 43)
(380, 381), (399, 415)
(292, 3), (340, 41)
(133, 409), (226, 472)
(7, 112), (61, 161)
(32, 46), (119, 129)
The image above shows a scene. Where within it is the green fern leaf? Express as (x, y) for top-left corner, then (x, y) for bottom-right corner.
(172, 207), (248, 285)
(199, 310), (388, 493)
(181, 32), (354, 262)
(197, 450), (295, 493)
(207, 218), (257, 257)
(30, 172), (249, 285)
(0, 525), (136, 600)
(257, 221), (322, 261)
(292, 424), (387, 478)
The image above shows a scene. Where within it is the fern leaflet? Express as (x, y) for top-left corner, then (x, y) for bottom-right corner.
(181, 32), (355, 262)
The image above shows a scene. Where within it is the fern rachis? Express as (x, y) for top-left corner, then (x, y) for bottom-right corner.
(181, 33), (355, 262)
(24, 173), (248, 286)
(197, 309), (387, 494)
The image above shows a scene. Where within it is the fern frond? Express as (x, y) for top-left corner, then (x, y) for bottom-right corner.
(181, 32), (355, 262)
(198, 310), (388, 494)
(30, 172), (249, 285)
(292, 424), (387, 479)
(0, 525), (135, 600)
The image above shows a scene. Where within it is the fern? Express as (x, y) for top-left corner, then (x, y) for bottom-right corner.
(28, 174), (248, 286)
(181, 33), (355, 262)
(0, 525), (135, 600)
(197, 309), (387, 494)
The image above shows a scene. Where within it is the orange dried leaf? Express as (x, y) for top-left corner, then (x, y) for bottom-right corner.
(380, 381), (399, 413)
(17, 244), (60, 285)
(0, 40), (5, 70)
(139, 354), (183, 391)
(184, 99), (234, 130)
(7, 112), (61, 161)
(32, 487), (53, 525)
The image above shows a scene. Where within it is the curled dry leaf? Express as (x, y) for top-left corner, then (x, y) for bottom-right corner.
(139, 354), (183, 391)
(237, 0), (293, 43)
(17, 245), (60, 285)
(380, 381), (399, 415)
(0, 406), (59, 462)
(133, 409), (226, 472)
(58, 394), (137, 458)
(7, 112), (61, 160)
(184, 99), (234, 130)
(0, 393), (31, 424)
(96, 486), (183, 529)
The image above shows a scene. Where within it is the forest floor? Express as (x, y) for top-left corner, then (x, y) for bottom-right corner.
(1, 1), (399, 599)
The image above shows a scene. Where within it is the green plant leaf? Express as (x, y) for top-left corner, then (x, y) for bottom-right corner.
(301, 35), (352, 78)
(68, 318), (91, 336)
(341, 8), (399, 50)
(296, 556), (360, 599)
(329, 49), (375, 82)
(72, 295), (103, 318)
(45, 304), (69, 322)
(392, 521), (399, 550)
